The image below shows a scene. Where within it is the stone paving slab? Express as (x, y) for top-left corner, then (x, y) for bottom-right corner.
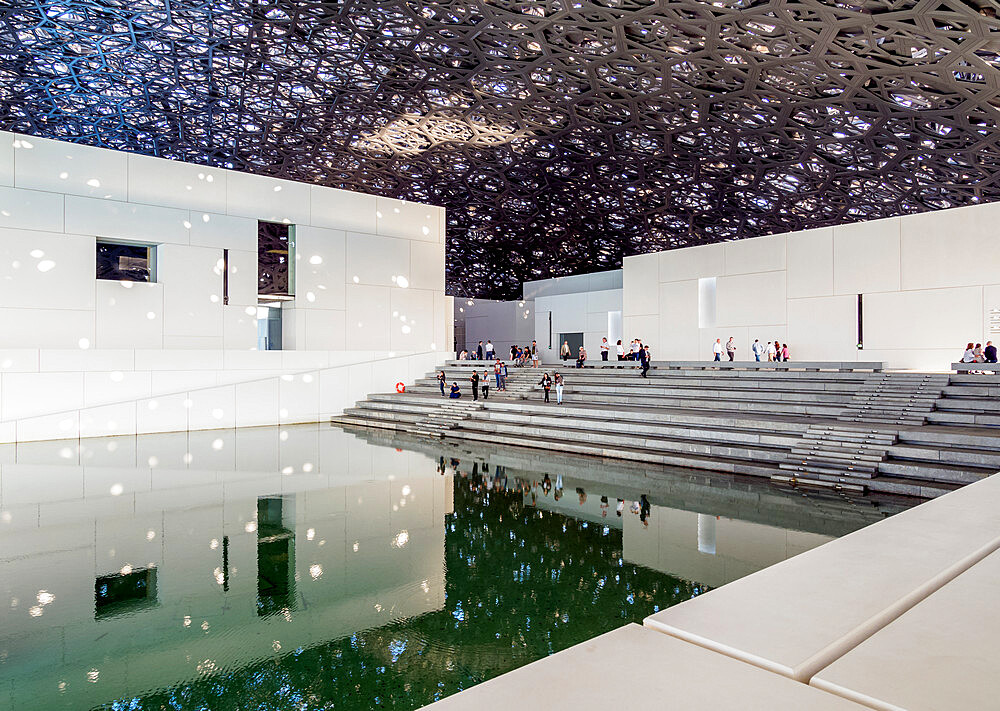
(420, 624), (866, 711)
(643, 473), (1000, 681)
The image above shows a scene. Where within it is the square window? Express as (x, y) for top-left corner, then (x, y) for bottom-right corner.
(95, 567), (158, 619)
(97, 242), (155, 282)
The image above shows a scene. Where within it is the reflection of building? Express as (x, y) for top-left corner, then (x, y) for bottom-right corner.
(0, 426), (452, 710)
(624, 506), (832, 588)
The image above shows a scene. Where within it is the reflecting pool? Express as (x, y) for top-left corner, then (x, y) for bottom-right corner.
(0, 425), (916, 710)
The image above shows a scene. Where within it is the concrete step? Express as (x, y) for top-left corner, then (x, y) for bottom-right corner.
(878, 459), (994, 485)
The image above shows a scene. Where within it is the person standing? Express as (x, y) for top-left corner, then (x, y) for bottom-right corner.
(437, 369), (446, 396)
(630, 339), (640, 361)
(560, 341), (571, 361)
(494, 359), (503, 389)
(476, 341), (484, 360)
(774, 336), (783, 361)
(616, 339), (625, 361)
(531, 340), (540, 367)
(576, 346), (587, 368)
(485, 340), (495, 359)
(554, 372), (564, 404)
(713, 338), (723, 361)
(600, 338), (609, 361)
(726, 337), (736, 361)
(539, 372), (552, 402)
(501, 360), (508, 390)
(510, 344), (517, 361)
(752, 339), (763, 361)
(481, 369), (490, 400)
(471, 369), (479, 401)
(639, 343), (650, 378)
(766, 341), (776, 362)
(781, 343), (790, 361)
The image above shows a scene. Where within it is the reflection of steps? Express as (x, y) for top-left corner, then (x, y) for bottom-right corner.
(837, 373), (949, 426)
(408, 400), (484, 437)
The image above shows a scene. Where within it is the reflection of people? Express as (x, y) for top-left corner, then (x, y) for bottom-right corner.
(576, 487), (587, 505)
(639, 494), (651, 527)
(600, 495), (609, 517)
(449, 383), (461, 399)
(616, 498), (625, 517)
(542, 474), (552, 495)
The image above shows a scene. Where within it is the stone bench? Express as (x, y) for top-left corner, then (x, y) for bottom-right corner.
(647, 360), (883, 373)
(951, 362), (1000, 373)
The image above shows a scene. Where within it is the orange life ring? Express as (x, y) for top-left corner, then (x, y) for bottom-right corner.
(395, 382), (406, 393)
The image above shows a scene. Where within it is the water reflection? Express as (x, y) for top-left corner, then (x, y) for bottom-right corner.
(0, 425), (914, 710)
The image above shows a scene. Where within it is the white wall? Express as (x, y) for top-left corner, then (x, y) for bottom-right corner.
(0, 132), (446, 354)
(533, 288), (623, 364)
(623, 203), (1000, 369)
(454, 298), (534, 357)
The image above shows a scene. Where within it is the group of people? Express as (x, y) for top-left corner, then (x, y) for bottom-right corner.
(537, 371), (565, 404)
(714, 338), (791, 362)
(961, 341), (998, 363)
(439, 359), (513, 400)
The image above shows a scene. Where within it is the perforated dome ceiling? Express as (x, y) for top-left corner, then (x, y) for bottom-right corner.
(2, 1), (1000, 298)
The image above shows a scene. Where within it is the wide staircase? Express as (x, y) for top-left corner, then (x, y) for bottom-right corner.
(332, 361), (1000, 498)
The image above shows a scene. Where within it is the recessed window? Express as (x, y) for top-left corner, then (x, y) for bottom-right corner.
(97, 241), (155, 282)
(95, 566), (157, 619)
(258, 221), (295, 296)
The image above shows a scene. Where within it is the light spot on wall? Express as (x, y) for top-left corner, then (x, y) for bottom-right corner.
(36, 260), (55, 272)
(109, 483), (124, 496)
(146, 311), (156, 320)
(309, 255), (323, 265)
(78, 338), (90, 349)
(86, 178), (100, 188)
(396, 275), (409, 288)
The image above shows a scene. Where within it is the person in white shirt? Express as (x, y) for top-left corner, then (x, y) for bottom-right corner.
(485, 340), (494, 359)
(713, 338), (723, 361)
(630, 339), (640, 361)
(616, 339), (625, 361)
(766, 341), (776, 362)
(600, 337), (609, 361)
(751, 339), (763, 361)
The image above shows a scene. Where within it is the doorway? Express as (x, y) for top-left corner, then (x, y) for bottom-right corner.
(558, 332), (583, 361)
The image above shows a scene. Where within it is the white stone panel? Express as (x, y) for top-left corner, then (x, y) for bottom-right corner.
(716, 271), (786, 328)
(657, 280), (699, 360)
(303, 309), (347, 350)
(17, 412), (80, 442)
(235, 378), (279, 428)
(223, 304), (258, 350)
(0, 130), (13, 186)
(226, 248), (258, 306)
(623, 315), (659, 346)
(346, 232), (409, 287)
(279, 371), (321, 424)
(65, 195), (190, 244)
(2, 372), (84, 420)
(390, 288), (434, 351)
(409, 240), (445, 292)
(187, 384), (236, 431)
(295, 225), (346, 309)
(787, 295), (857, 361)
(0, 308), (94, 349)
(863, 286), (982, 350)
(188, 211), (257, 252)
(786, 227), (834, 298)
(376, 197), (439, 242)
(345, 284), (391, 350)
(319, 367), (350, 416)
(127, 153), (227, 212)
(136, 392), (189, 435)
(225, 170), (310, 224)
(310, 185), (377, 234)
(135, 349), (223, 371)
(658, 243), (725, 283)
(899, 201), (1000, 290)
(39, 349), (133, 372)
(586, 288), (622, 313)
(83, 371), (152, 408)
(157, 244), (224, 339)
(0, 185), (64, 233)
(162, 335), (220, 349)
(833, 217), (900, 295)
(434, 291), (450, 353)
(0, 229), (95, 309)
(724, 234), (785, 275)
(79, 402), (136, 439)
(95, 281), (163, 349)
(15, 135), (127, 201)
(0, 350), (40, 372)
(622, 253), (659, 316)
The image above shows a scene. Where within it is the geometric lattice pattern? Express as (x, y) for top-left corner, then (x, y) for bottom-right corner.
(2, 1), (1000, 298)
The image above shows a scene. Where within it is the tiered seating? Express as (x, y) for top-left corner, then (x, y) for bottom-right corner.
(333, 361), (1000, 498)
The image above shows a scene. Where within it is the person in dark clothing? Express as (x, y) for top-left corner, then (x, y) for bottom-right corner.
(638, 343), (650, 378)
(476, 341), (484, 360)
(449, 383), (461, 399)
(987, 341), (998, 363)
(539, 372), (552, 403)
(510, 344), (517, 360)
(437, 370), (446, 396)
(471, 370), (479, 401)
(639, 494), (651, 527)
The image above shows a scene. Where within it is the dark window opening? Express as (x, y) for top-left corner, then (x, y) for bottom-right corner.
(96, 242), (154, 282)
(258, 222), (295, 296)
(95, 567), (157, 619)
(223, 248), (230, 305)
(256, 496), (295, 617)
(857, 293), (864, 349)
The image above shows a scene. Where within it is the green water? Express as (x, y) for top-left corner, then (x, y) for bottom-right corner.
(99, 484), (700, 710)
(0, 425), (902, 711)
